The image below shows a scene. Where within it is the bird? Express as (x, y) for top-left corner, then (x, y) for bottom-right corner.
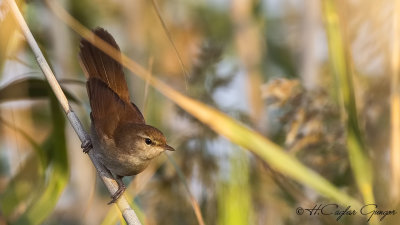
(79, 27), (174, 204)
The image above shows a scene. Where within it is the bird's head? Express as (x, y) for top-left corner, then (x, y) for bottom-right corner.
(114, 123), (174, 160)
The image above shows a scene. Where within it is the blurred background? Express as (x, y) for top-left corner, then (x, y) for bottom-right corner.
(0, 0), (399, 224)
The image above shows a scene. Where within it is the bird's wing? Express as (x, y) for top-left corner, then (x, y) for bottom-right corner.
(80, 27), (145, 137)
(87, 78), (145, 137)
(79, 27), (130, 102)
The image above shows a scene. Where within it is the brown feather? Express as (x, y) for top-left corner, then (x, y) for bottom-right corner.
(80, 28), (145, 137)
(79, 27), (130, 102)
(87, 78), (145, 137)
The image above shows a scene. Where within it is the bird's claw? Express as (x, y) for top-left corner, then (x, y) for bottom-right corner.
(81, 139), (93, 153)
(108, 184), (126, 204)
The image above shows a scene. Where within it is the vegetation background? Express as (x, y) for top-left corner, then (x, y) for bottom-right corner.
(0, 0), (399, 225)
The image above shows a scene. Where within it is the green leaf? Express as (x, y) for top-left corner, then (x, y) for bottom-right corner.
(218, 151), (252, 225)
(15, 95), (69, 225)
(322, 0), (374, 205)
(0, 75), (75, 223)
(0, 117), (46, 219)
(0, 155), (45, 219)
(0, 76), (79, 103)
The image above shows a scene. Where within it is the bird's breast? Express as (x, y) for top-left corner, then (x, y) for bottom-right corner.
(90, 124), (150, 176)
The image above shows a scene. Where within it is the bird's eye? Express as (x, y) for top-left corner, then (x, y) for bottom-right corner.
(145, 138), (152, 145)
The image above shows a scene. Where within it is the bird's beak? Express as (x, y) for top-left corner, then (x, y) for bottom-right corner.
(165, 144), (175, 151)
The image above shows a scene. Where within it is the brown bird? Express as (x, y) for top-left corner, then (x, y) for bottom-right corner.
(79, 28), (174, 204)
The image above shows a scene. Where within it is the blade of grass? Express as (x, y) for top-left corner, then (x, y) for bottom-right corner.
(0, 112), (48, 218)
(218, 151), (252, 225)
(0, 116), (46, 168)
(0, 155), (44, 220)
(321, 0), (374, 205)
(0, 76), (79, 103)
(166, 154), (206, 225)
(47, 0), (363, 208)
(390, 0), (400, 202)
(150, 0), (188, 89)
(15, 96), (69, 225)
(0, 117), (46, 219)
(143, 57), (153, 117)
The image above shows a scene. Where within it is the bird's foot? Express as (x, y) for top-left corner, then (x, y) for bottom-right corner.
(108, 183), (126, 204)
(81, 139), (93, 153)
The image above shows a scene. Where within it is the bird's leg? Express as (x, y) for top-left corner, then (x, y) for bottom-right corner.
(108, 175), (126, 204)
(81, 139), (93, 153)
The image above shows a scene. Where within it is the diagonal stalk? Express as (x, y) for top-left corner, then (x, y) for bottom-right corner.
(5, 0), (142, 224)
